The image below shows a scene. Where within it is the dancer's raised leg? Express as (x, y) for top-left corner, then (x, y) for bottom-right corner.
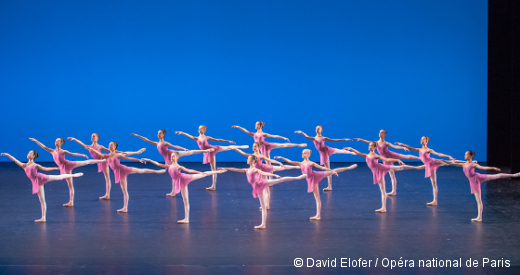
(129, 167), (166, 174)
(74, 159), (106, 168)
(270, 143), (307, 149)
(272, 165), (300, 172)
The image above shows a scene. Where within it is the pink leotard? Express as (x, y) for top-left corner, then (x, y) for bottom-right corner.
(88, 144), (108, 172)
(254, 133), (274, 156)
(52, 150), (77, 174)
(300, 161), (326, 192)
(168, 165), (193, 194)
(246, 169), (268, 198)
(196, 137), (221, 164)
(419, 149), (443, 178)
(313, 138), (335, 165)
(107, 154), (133, 183)
(463, 163), (488, 194)
(24, 163), (49, 194)
(376, 142), (401, 165)
(366, 155), (391, 184)
(157, 142), (175, 165)
(254, 155), (273, 173)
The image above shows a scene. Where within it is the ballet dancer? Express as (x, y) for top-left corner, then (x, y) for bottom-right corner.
(346, 143), (424, 213)
(223, 155), (307, 229)
(88, 142), (165, 213)
(441, 151), (520, 222)
(233, 142), (300, 210)
(295, 126), (355, 191)
(68, 134), (145, 200)
(29, 138), (106, 207)
(142, 152), (227, 223)
(176, 125), (248, 191)
(131, 130), (215, 196)
(354, 130), (422, 196)
(1, 152), (84, 222)
(274, 149), (357, 220)
(395, 136), (455, 206)
(232, 121), (306, 160)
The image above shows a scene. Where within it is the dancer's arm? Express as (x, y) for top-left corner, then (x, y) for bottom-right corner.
(119, 154), (146, 163)
(231, 125), (254, 137)
(258, 155), (284, 167)
(377, 155), (404, 165)
(36, 164), (60, 171)
(67, 137), (89, 150)
(354, 138), (372, 144)
(179, 166), (204, 174)
(206, 136), (236, 144)
(387, 142), (409, 152)
(141, 158), (168, 168)
(264, 133), (290, 141)
(475, 163), (500, 171)
(62, 150), (89, 159)
(0, 153), (25, 168)
(164, 142), (189, 151)
(121, 148), (146, 156)
(256, 169), (281, 178)
(324, 137), (352, 142)
(273, 156), (300, 166)
(130, 133), (158, 145)
(233, 148), (251, 158)
(439, 160), (464, 167)
(175, 131), (198, 141)
(28, 138), (53, 153)
(344, 147), (367, 158)
(428, 149), (455, 161)
(86, 147), (107, 158)
(394, 142), (420, 153)
(294, 131), (315, 141)
(221, 167), (247, 173)
(311, 162), (339, 176)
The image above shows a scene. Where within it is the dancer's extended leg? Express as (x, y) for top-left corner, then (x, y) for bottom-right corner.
(270, 143), (307, 149)
(272, 165), (300, 172)
(322, 164), (358, 178)
(74, 159), (106, 168)
(129, 167), (165, 174)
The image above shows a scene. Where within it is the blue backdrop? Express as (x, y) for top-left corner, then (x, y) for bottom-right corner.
(0, 0), (487, 163)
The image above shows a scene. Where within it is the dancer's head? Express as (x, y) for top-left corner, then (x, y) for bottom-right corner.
(109, 141), (118, 151)
(255, 121), (265, 130)
(55, 138), (65, 147)
(465, 150), (476, 160)
(170, 151), (180, 163)
(420, 136), (430, 146)
(253, 142), (261, 152)
(379, 129), (387, 139)
(247, 154), (257, 165)
(369, 141), (377, 152)
(91, 133), (100, 142)
(158, 129), (166, 139)
(199, 125), (207, 134)
(27, 150), (39, 160)
(316, 125), (323, 134)
(302, 149), (312, 159)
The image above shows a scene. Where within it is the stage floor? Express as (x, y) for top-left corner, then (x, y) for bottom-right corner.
(0, 162), (519, 274)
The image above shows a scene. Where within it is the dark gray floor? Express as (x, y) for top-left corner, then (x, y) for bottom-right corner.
(0, 162), (519, 274)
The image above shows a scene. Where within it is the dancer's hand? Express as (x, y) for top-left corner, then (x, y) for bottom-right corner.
(397, 160), (405, 166)
(201, 172), (208, 176)
(343, 147), (353, 151)
(333, 171), (339, 177)
(494, 167), (501, 171)
(448, 156), (455, 161)
(344, 138), (352, 142)
(219, 168), (227, 172)
(279, 164), (285, 169)
(284, 138), (290, 142)
(175, 131), (182, 135)
(140, 159), (147, 164)
(394, 142), (403, 146)
(183, 148), (189, 151)
(29, 138), (36, 142)
(83, 155), (89, 159)
(294, 130), (302, 134)
(274, 174), (281, 179)
(403, 148), (409, 152)
(231, 125), (239, 128)
(354, 138), (361, 142)
(229, 141), (236, 144)
(0, 153), (8, 156)
(67, 137), (75, 141)
(273, 156), (281, 159)
(141, 158), (149, 162)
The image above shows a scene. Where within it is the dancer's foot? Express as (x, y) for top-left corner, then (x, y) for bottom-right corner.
(63, 202), (74, 207)
(471, 217), (482, 222)
(298, 143), (307, 147)
(323, 186), (332, 191)
(375, 208), (386, 213)
(386, 191), (396, 196)
(34, 218), (46, 223)
(156, 169), (167, 174)
(238, 145), (249, 149)
(73, 173), (83, 177)
(137, 148), (146, 154)
(254, 223), (266, 229)
(99, 195), (110, 200)
(177, 219), (189, 224)
(426, 201), (437, 206)
(117, 208), (128, 213)
(206, 186), (216, 191)
(310, 215), (321, 220)
(166, 192), (176, 197)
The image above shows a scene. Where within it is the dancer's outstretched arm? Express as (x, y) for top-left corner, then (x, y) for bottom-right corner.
(86, 147), (106, 158)
(474, 163), (500, 171)
(119, 155), (146, 163)
(67, 137), (89, 150)
(221, 167), (247, 173)
(206, 136), (236, 144)
(62, 150), (89, 159)
(231, 125), (254, 137)
(36, 164), (60, 172)
(164, 141), (189, 151)
(311, 162), (338, 176)
(233, 148), (251, 158)
(179, 166), (204, 174)
(428, 149), (454, 161)
(273, 156), (300, 166)
(131, 133), (158, 146)
(175, 131), (198, 141)
(121, 149), (146, 156)
(354, 138), (373, 144)
(344, 147), (367, 158)
(258, 155), (284, 167)
(294, 131), (315, 141)
(29, 138), (53, 153)
(440, 160), (464, 167)
(142, 158), (168, 168)
(256, 169), (281, 178)
(386, 142), (409, 152)
(323, 137), (352, 142)
(1, 153), (25, 168)
(264, 133), (290, 141)
(394, 142), (420, 153)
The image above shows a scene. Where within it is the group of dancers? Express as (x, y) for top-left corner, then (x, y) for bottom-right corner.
(2, 122), (519, 229)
